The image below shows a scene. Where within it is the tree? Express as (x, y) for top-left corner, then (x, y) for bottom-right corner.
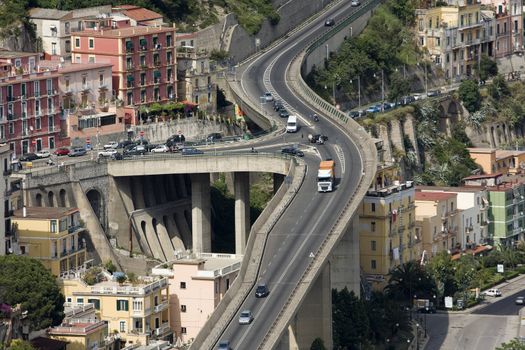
(496, 338), (525, 350)
(388, 70), (410, 103)
(332, 288), (371, 349)
(310, 338), (327, 350)
(458, 80), (481, 113)
(478, 55), (498, 82)
(104, 260), (116, 274)
(7, 340), (35, 350)
(0, 255), (64, 330)
(384, 261), (436, 303)
(488, 74), (510, 101)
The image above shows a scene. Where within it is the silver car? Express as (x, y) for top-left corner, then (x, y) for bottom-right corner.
(238, 310), (253, 325)
(516, 296), (524, 305)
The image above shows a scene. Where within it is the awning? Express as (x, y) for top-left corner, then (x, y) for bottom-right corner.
(125, 41), (133, 49)
(127, 75), (135, 82)
(154, 70), (161, 78)
(140, 38), (147, 46)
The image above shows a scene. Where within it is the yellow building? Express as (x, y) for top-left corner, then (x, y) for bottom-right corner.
(415, 190), (461, 258)
(13, 207), (87, 276)
(416, 1), (495, 80)
(360, 166), (420, 290)
(48, 319), (110, 350)
(60, 274), (172, 347)
(468, 148), (525, 175)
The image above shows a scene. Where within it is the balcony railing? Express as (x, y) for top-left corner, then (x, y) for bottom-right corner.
(153, 301), (168, 313)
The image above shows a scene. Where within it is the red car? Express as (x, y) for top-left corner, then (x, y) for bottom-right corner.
(54, 147), (70, 156)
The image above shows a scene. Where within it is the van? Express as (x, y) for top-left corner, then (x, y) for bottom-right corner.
(286, 115), (298, 133)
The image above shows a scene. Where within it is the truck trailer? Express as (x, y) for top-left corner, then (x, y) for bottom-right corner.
(317, 160), (335, 192)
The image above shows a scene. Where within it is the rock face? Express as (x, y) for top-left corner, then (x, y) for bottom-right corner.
(0, 23), (36, 52)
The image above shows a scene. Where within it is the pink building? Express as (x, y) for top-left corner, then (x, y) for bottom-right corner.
(480, 0), (523, 57)
(0, 50), (40, 78)
(0, 53), (63, 156)
(71, 21), (177, 125)
(151, 253), (242, 344)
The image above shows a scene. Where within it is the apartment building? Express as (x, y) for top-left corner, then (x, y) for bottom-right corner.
(71, 20), (177, 125)
(464, 173), (525, 246)
(416, 1), (496, 80)
(480, 0), (523, 57)
(176, 33), (217, 114)
(152, 252), (242, 344)
(0, 50), (40, 77)
(417, 186), (489, 250)
(468, 147), (525, 175)
(60, 275), (171, 346)
(0, 65), (63, 156)
(112, 5), (164, 27)
(0, 143), (12, 256)
(12, 207), (87, 276)
(415, 190), (461, 258)
(29, 6), (112, 59)
(359, 166), (419, 290)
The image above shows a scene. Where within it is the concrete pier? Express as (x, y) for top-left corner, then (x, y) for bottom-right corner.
(191, 173), (212, 253)
(234, 172), (250, 254)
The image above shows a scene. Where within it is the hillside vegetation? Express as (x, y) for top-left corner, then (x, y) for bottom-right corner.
(2, 0), (278, 36)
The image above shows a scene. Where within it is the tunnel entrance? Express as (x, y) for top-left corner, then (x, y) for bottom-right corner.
(86, 189), (105, 230)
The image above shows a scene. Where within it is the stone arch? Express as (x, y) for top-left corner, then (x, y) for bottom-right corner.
(59, 189), (67, 207)
(47, 191), (55, 207)
(35, 193), (43, 207)
(86, 188), (105, 230)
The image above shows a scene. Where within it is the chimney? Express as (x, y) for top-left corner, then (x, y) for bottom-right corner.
(22, 206), (26, 218)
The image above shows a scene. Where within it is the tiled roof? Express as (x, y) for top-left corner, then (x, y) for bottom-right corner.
(122, 7), (163, 22)
(13, 207), (78, 219)
(415, 190), (456, 201)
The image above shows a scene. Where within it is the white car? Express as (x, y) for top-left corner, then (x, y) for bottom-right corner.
(104, 141), (119, 150)
(98, 149), (118, 157)
(484, 288), (502, 297)
(151, 144), (169, 153)
(238, 310), (253, 325)
(264, 92), (274, 102)
(36, 150), (51, 158)
(351, 0), (361, 6)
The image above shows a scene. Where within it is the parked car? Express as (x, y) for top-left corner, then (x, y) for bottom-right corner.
(484, 288), (502, 297)
(427, 90), (441, 97)
(54, 147), (70, 156)
(255, 284), (270, 298)
(279, 109), (290, 118)
(516, 296), (525, 305)
(36, 150), (51, 158)
(401, 95), (416, 105)
(324, 18), (335, 26)
(365, 105), (381, 113)
(238, 310), (254, 325)
(264, 92), (274, 102)
(98, 149), (118, 158)
(151, 144), (169, 153)
(351, 0), (361, 6)
(117, 140), (135, 149)
(273, 100), (284, 111)
(124, 145), (146, 156)
(19, 153), (38, 162)
(218, 340), (231, 350)
(207, 133), (222, 142)
(181, 147), (204, 156)
(68, 148), (87, 157)
(104, 141), (119, 149)
(281, 147), (304, 157)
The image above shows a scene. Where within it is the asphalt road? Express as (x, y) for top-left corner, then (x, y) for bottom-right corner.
(473, 289), (525, 316)
(213, 1), (368, 349)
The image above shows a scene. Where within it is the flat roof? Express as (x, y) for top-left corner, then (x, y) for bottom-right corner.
(462, 172), (503, 180)
(467, 147), (495, 154)
(58, 62), (113, 74)
(416, 185), (486, 193)
(74, 25), (174, 38)
(415, 191), (456, 201)
(13, 207), (78, 219)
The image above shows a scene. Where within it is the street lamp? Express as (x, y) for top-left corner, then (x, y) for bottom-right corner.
(350, 75), (361, 109)
(416, 323), (420, 350)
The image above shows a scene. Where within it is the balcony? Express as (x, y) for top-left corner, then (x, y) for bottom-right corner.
(154, 323), (171, 337)
(60, 249), (67, 257)
(397, 224), (405, 233)
(68, 225), (83, 234)
(153, 301), (168, 313)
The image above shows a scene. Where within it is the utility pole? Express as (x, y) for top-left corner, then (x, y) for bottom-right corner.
(358, 75), (361, 109)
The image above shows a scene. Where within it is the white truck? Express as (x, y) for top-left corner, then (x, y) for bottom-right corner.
(317, 160), (335, 192)
(286, 115), (298, 133)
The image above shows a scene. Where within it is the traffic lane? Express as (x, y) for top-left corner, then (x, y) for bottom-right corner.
(473, 288), (525, 315)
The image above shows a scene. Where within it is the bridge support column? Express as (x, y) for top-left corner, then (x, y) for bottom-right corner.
(234, 172), (250, 254)
(330, 214), (361, 294)
(191, 173), (211, 253)
(288, 263), (332, 349)
(273, 173), (285, 194)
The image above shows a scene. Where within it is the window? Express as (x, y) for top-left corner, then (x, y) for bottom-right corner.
(371, 203), (376, 212)
(88, 38), (94, 49)
(140, 73), (146, 86)
(371, 240), (376, 251)
(66, 297), (72, 303)
(88, 56), (95, 63)
(116, 299), (129, 311)
(0, 106), (3, 120)
(75, 37), (80, 48)
(140, 89), (146, 103)
(8, 122), (13, 135)
(119, 321), (126, 333)
(132, 300), (143, 311)
(87, 299), (100, 310)
(166, 34), (172, 47)
(371, 260), (377, 269)
(51, 43), (57, 55)
(50, 220), (57, 233)
(77, 298), (84, 304)
(181, 327), (187, 334)
(180, 282), (186, 289)
(46, 79), (53, 95)
(49, 115), (55, 132)
(126, 92), (133, 106)
(180, 304), (187, 312)
(99, 74), (104, 87)
(371, 221), (376, 232)
(21, 83), (26, 97)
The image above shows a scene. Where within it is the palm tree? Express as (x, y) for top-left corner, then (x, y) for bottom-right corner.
(384, 261), (435, 303)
